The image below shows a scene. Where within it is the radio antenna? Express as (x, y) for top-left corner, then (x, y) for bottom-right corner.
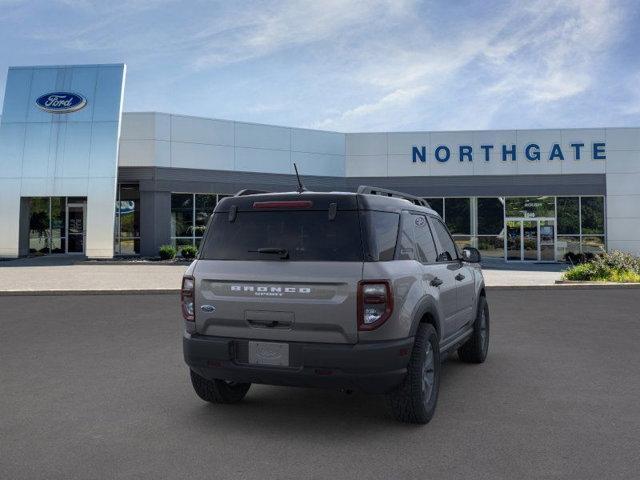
(293, 163), (306, 193)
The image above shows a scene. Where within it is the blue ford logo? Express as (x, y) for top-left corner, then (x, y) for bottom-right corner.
(35, 92), (87, 114)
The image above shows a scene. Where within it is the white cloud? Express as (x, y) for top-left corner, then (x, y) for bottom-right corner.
(2, 0), (630, 131)
(314, 0), (625, 130)
(190, 0), (414, 69)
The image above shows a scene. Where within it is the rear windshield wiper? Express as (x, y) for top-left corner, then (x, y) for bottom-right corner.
(248, 247), (290, 260)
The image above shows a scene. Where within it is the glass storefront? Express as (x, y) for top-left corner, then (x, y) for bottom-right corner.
(171, 193), (229, 249)
(114, 184), (140, 255)
(423, 195), (606, 261)
(163, 192), (606, 261)
(27, 197), (86, 255)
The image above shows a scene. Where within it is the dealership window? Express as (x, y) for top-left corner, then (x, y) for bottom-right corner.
(417, 195), (605, 262)
(114, 184), (140, 255)
(445, 198), (471, 235)
(171, 193), (225, 249)
(556, 196), (606, 257)
(505, 196), (555, 218)
(557, 197), (579, 235)
(477, 197), (505, 259)
(477, 198), (504, 235)
(581, 197), (605, 234)
(27, 196), (86, 255)
(28, 198), (59, 254)
(424, 198), (443, 217)
(580, 197), (605, 254)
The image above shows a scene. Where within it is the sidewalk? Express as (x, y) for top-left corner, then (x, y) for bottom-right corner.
(0, 256), (567, 294)
(0, 257), (187, 294)
(480, 257), (565, 286)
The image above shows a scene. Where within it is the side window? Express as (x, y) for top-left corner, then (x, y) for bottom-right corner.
(365, 211), (400, 261)
(429, 217), (458, 262)
(396, 212), (416, 260)
(412, 214), (438, 263)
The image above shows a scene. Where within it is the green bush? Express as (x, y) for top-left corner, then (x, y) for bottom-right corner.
(180, 245), (198, 259)
(594, 250), (640, 273)
(563, 250), (640, 282)
(159, 245), (177, 260)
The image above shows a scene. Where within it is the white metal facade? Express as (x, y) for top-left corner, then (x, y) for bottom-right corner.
(119, 113), (640, 255)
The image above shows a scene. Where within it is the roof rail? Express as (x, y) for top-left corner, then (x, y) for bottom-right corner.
(234, 189), (270, 197)
(357, 185), (430, 208)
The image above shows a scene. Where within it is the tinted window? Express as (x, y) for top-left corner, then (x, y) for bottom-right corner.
(200, 211), (363, 261)
(397, 213), (416, 260)
(477, 197), (504, 235)
(424, 198), (443, 217)
(557, 197), (579, 234)
(364, 211), (399, 261)
(412, 214), (437, 263)
(581, 197), (605, 234)
(430, 218), (458, 262)
(445, 198), (470, 234)
(171, 193), (193, 237)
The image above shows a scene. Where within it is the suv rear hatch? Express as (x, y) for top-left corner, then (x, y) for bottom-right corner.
(193, 194), (364, 344)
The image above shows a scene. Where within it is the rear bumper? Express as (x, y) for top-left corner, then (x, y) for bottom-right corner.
(183, 333), (414, 394)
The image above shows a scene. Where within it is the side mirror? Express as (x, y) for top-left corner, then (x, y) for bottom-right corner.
(462, 247), (481, 263)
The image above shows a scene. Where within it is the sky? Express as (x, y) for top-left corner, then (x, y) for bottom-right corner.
(0, 0), (639, 132)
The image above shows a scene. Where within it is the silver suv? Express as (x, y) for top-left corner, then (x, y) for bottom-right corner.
(182, 186), (489, 424)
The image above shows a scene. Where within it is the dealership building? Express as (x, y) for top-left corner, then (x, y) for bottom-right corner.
(1, 63), (639, 262)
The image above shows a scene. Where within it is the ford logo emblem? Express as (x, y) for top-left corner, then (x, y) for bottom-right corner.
(35, 92), (87, 114)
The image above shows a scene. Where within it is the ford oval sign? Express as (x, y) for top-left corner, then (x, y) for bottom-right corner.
(35, 92), (87, 114)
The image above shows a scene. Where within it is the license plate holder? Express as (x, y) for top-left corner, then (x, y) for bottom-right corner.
(248, 341), (290, 367)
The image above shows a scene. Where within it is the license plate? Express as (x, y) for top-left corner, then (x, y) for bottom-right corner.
(248, 341), (289, 367)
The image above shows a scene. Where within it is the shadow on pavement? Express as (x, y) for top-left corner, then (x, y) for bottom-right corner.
(0, 255), (86, 267)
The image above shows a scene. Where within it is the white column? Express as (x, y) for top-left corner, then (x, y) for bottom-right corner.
(605, 128), (640, 255)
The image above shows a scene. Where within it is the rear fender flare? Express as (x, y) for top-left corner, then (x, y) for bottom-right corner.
(409, 295), (442, 340)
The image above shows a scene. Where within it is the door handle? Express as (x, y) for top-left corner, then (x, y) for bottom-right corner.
(455, 273), (465, 281)
(430, 277), (443, 287)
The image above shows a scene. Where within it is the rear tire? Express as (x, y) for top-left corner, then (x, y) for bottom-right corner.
(458, 295), (490, 364)
(189, 370), (251, 404)
(387, 323), (440, 424)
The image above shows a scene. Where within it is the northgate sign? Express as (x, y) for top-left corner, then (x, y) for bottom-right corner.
(411, 142), (606, 163)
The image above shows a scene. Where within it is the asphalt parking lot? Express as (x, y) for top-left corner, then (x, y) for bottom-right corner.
(1, 289), (640, 480)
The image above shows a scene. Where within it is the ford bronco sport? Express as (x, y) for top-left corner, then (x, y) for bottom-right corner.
(182, 186), (489, 424)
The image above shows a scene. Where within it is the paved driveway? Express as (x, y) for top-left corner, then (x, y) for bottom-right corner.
(1, 289), (639, 479)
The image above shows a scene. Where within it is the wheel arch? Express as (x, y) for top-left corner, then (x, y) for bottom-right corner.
(409, 296), (442, 340)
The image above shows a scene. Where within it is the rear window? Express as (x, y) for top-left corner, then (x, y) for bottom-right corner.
(200, 211), (364, 261)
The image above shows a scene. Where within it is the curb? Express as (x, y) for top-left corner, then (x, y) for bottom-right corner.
(77, 261), (191, 266)
(488, 283), (640, 290)
(0, 289), (180, 296)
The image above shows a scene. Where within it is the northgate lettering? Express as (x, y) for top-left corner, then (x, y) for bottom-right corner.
(411, 143), (606, 163)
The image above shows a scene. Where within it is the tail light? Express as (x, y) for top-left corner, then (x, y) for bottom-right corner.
(253, 200), (313, 209)
(357, 280), (393, 331)
(181, 276), (195, 321)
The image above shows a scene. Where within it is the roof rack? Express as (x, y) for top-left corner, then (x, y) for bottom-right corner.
(234, 189), (270, 197)
(357, 185), (430, 208)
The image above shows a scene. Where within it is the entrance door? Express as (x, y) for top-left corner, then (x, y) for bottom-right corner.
(506, 220), (522, 261)
(504, 219), (555, 261)
(540, 220), (555, 261)
(522, 221), (538, 261)
(66, 203), (86, 254)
